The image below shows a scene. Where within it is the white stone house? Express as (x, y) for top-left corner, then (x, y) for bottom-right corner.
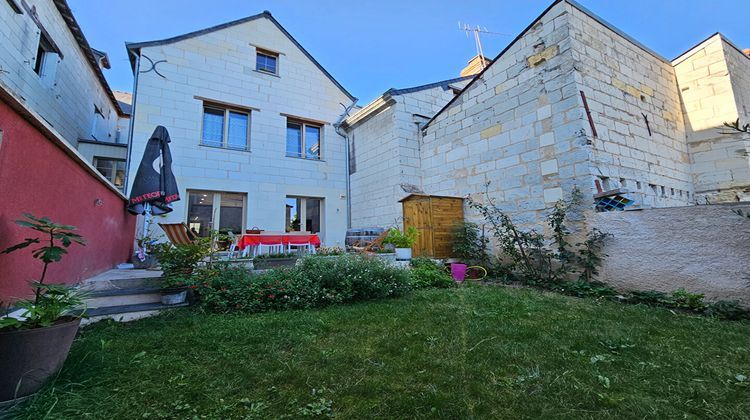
(0, 0), (131, 190)
(125, 12), (356, 245)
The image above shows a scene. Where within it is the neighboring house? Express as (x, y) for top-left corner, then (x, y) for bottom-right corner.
(0, 0), (136, 301)
(341, 76), (472, 229)
(346, 0), (750, 231)
(0, 0), (131, 191)
(125, 11), (356, 245)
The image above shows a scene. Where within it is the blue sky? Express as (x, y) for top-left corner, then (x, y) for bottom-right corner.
(69, 0), (748, 104)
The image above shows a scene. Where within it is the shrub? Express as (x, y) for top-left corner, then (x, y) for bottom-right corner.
(451, 221), (489, 266)
(628, 290), (674, 306)
(152, 240), (211, 280)
(704, 300), (749, 320)
(410, 257), (454, 289)
(671, 288), (706, 311)
(191, 254), (411, 313)
(555, 280), (617, 298)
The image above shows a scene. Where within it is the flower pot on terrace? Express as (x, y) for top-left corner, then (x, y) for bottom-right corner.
(0, 317), (81, 403)
(161, 287), (188, 305)
(395, 247), (412, 261)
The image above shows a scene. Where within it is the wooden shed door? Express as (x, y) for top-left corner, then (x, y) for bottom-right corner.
(403, 197), (433, 257)
(430, 198), (464, 258)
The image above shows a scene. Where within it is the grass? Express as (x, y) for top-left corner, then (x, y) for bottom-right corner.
(10, 286), (750, 419)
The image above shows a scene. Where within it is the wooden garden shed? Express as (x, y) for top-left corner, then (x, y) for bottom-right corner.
(399, 194), (464, 258)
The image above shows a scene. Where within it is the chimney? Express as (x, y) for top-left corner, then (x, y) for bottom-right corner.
(744, 48), (750, 58)
(460, 55), (490, 77)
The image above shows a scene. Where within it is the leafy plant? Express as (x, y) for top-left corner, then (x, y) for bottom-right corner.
(191, 254), (412, 313)
(0, 213), (87, 330)
(671, 288), (706, 311)
(253, 252), (297, 260)
(627, 290), (674, 306)
(152, 239), (211, 283)
(451, 221), (489, 265)
(555, 280), (617, 298)
(382, 227), (418, 248)
(704, 300), (749, 320)
(410, 257), (454, 289)
(468, 182), (609, 285)
(575, 229), (612, 282)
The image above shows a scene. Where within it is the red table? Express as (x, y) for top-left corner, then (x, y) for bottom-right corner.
(238, 233), (321, 255)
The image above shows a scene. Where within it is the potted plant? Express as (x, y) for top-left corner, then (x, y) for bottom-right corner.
(383, 227), (418, 261)
(152, 240), (210, 305)
(133, 224), (159, 269)
(0, 214), (86, 403)
(253, 252), (298, 269)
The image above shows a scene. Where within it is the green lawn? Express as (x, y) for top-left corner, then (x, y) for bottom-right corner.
(11, 286), (750, 419)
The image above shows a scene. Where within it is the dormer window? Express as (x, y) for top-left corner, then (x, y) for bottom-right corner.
(256, 49), (278, 75)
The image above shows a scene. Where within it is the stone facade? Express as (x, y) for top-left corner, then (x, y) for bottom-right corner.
(0, 0), (129, 165)
(343, 79), (469, 228)
(127, 13), (355, 245)
(674, 34), (750, 203)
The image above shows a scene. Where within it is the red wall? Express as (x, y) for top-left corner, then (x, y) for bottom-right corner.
(0, 100), (136, 301)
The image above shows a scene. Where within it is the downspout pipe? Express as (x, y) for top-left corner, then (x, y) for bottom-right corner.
(123, 51), (140, 196)
(333, 100), (358, 229)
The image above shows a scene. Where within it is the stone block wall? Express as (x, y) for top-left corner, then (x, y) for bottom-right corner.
(348, 84), (463, 229)
(569, 6), (692, 209)
(591, 204), (750, 304)
(421, 1), (592, 227)
(0, 0), (122, 150)
(674, 35), (750, 203)
(130, 16), (353, 245)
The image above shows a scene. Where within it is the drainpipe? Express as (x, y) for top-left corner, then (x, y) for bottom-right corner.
(123, 52), (140, 196)
(333, 100), (358, 229)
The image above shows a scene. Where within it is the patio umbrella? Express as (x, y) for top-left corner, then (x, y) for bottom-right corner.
(127, 125), (180, 215)
(127, 126), (180, 259)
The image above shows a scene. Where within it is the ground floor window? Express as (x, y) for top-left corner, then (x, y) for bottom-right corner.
(93, 157), (125, 190)
(285, 196), (322, 233)
(187, 190), (246, 237)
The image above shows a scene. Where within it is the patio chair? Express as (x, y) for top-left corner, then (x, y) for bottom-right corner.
(225, 231), (242, 259)
(158, 222), (196, 245)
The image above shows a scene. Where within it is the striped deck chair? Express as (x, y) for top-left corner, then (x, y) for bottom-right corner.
(158, 223), (196, 245)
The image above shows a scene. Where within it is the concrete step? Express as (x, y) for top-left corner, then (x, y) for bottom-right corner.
(84, 287), (162, 308)
(80, 268), (162, 292)
(80, 302), (188, 325)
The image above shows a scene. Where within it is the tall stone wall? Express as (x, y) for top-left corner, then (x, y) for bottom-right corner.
(591, 204), (750, 304)
(674, 35), (750, 203)
(569, 6), (692, 209)
(422, 1), (591, 227)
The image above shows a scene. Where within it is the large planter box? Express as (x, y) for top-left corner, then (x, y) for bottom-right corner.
(374, 253), (397, 264)
(0, 317), (80, 403)
(253, 257), (298, 270)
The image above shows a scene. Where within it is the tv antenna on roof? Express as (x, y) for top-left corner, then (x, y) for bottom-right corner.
(458, 22), (511, 71)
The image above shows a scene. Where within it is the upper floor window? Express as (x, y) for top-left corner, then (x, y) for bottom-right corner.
(93, 157), (126, 190)
(34, 33), (58, 84)
(201, 103), (250, 150)
(256, 49), (278, 75)
(286, 119), (321, 160)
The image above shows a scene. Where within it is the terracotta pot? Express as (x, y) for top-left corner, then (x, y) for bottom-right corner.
(0, 317), (80, 403)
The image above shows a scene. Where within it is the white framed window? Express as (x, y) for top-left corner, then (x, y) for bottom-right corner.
(201, 103), (250, 150)
(93, 157), (126, 190)
(187, 190), (246, 237)
(34, 33), (58, 86)
(285, 196), (322, 234)
(286, 119), (321, 160)
(256, 49), (278, 75)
